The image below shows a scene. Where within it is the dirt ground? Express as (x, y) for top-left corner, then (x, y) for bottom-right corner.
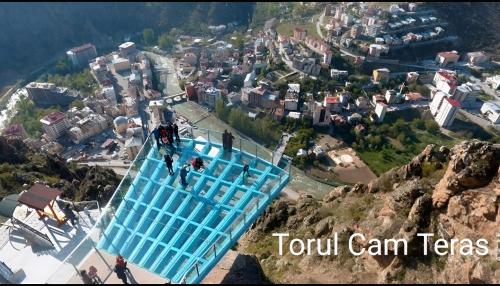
(316, 135), (377, 185)
(328, 147), (377, 184)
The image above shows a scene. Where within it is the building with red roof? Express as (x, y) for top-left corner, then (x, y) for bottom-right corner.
(39, 111), (71, 140)
(435, 51), (459, 67)
(1, 123), (28, 140)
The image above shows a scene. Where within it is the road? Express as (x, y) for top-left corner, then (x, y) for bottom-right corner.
(278, 45), (305, 76)
(386, 101), (429, 112)
(458, 109), (500, 132)
(470, 78), (500, 101)
(272, 133), (292, 165)
(144, 51), (183, 96)
(315, 11), (360, 59)
(316, 11), (325, 40)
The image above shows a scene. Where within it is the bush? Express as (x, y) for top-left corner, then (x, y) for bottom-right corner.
(425, 120), (439, 133)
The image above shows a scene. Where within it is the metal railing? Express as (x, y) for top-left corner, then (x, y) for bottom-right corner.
(44, 128), (291, 284)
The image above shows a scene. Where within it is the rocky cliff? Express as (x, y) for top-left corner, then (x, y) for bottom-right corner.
(0, 137), (121, 203)
(238, 140), (500, 283)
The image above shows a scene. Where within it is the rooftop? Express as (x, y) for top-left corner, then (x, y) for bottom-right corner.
(2, 123), (25, 137)
(445, 97), (461, 108)
(40, 111), (67, 125)
(69, 43), (95, 54)
(119, 42), (135, 49)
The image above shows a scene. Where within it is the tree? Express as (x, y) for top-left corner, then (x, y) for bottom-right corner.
(215, 99), (229, 122)
(143, 28), (155, 46)
(425, 120), (440, 133)
(70, 100), (85, 109)
(158, 32), (175, 51)
(55, 57), (72, 75)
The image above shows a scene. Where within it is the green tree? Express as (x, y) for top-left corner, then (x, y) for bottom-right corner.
(70, 100), (85, 109)
(55, 57), (72, 75)
(215, 99), (229, 122)
(158, 32), (175, 51)
(425, 120), (439, 133)
(143, 28), (155, 46)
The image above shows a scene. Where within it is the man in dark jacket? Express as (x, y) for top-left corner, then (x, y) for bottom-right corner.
(173, 123), (180, 143)
(227, 132), (234, 152)
(63, 204), (78, 227)
(152, 126), (161, 149)
(114, 263), (128, 284)
(164, 154), (174, 175)
(166, 122), (174, 146)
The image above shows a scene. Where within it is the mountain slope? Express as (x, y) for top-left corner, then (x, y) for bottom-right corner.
(238, 140), (500, 283)
(426, 2), (500, 56)
(0, 3), (254, 85)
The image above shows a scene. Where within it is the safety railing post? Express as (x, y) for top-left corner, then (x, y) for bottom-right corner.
(195, 262), (199, 277)
(213, 244), (217, 257)
(207, 130), (210, 142)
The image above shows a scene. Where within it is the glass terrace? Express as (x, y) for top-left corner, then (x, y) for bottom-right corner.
(46, 128), (290, 284)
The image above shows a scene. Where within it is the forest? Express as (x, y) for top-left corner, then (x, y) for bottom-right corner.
(0, 3), (255, 78)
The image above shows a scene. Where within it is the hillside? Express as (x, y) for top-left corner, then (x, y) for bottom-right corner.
(0, 3), (254, 88)
(238, 140), (500, 283)
(426, 2), (500, 56)
(0, 137), (121, 204)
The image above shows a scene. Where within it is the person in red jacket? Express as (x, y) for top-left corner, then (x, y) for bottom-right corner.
(116, 255), (130, 272)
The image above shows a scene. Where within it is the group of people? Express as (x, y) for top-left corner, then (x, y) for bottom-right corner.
(80, 254), (131, 284)
(222, 130), (234, 152)
(164, 156), (203, 187)
(152, 122), (180, 149)
(80, 266), (101, 284)
(158, 127), (250, 188)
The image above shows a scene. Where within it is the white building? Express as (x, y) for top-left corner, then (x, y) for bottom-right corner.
(112, 58), (131, 73)
(148, 100), (167, 127)
(375, 102), (387, 122)
(125, 127), (143, 160)
(430, 91), (451, 116)
(435, 51), (460, 67)
(365, 25), (381, 37)
(485, 75), (500, 90)
(435, 97), (460, 127)
(200, 87), (221, 107)
(101, 86), (117, 105)
(330, 69), (348, 81)
(356, 97), (369, 109)
(368, 44), (388, 57)
(244, 72), (255, 88)
(385, 89), (397, 104)
(66, 43), (97, 67)
(68, 114), (108, 144)
(284, 84), (300, 111)
(453, 83), (480, 103)
(39, 111), (71, 140)
(433, 70), (457, 95)
(312, 101), (331, 126)
(118, 42), (137, 58)
(480, 102), (500, 124)
(465, 51), (490, 66)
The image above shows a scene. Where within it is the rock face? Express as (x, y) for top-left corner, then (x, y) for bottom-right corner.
(432, 140), (500, 209)
(0, 137), (27, 164)
(0, 138), (121, 204)
(240, 140), (500, 284)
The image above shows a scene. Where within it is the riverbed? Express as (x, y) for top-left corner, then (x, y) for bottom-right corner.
(0, 87), (27, 130)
